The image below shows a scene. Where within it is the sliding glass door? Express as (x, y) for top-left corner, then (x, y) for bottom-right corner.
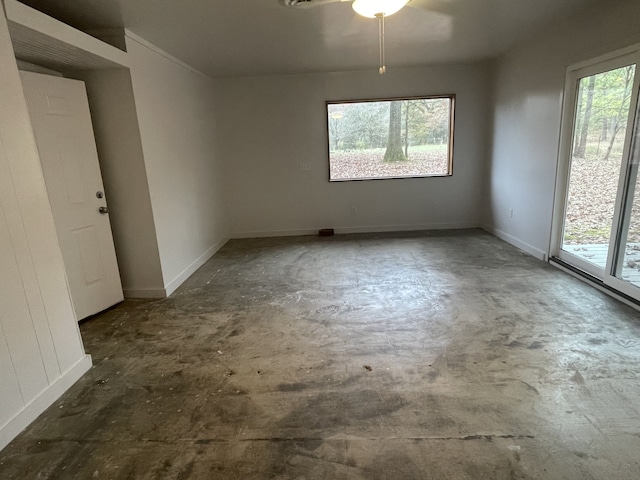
(554, 47), (640, 299)
(607, 91), (640, 296)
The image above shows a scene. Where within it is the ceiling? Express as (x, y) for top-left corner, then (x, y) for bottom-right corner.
(18, 0), (604, 78)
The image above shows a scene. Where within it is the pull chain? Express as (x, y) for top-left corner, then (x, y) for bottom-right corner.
(377, 13), (386, 76)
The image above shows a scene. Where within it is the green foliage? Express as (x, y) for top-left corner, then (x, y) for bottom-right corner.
(573, 65), (635, 160)
(328, 102), (388, 150)
(327, 97), (451, 156)
(403, 98), (450, 146)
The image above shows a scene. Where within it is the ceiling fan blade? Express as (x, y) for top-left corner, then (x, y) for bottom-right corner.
(281, 0), (352, 9)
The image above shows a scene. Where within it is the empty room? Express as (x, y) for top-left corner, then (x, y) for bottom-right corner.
(1, 0), (640, 478)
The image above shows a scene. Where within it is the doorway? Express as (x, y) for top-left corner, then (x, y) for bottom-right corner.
(553, 46), (640, 299)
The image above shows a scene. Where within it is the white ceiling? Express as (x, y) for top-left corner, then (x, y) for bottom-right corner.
(19, 0), (604, 78)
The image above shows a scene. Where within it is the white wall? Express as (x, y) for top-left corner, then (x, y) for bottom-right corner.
(78, 69), (166, 298)
(125, 33), (229, 295)
(0, 4), (90, 451)
(214, 63), (490, 237)
(485, 0), (640, 259)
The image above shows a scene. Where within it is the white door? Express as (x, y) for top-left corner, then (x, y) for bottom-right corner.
(20, 71), (123, 320)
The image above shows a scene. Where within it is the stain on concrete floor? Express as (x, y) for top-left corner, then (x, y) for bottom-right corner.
(2, 229), (640, 479)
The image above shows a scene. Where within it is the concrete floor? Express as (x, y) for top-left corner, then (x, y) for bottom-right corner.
(2, 229), (640, 479)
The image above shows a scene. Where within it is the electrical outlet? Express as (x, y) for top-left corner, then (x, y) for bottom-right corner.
(509, 208), (514, 218)
(351, 206), (357, 214)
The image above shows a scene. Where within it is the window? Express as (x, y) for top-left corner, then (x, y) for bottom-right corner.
(327, 95), (455, 181)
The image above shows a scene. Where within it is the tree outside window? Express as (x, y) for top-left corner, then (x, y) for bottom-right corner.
(327, 95), (455, 181)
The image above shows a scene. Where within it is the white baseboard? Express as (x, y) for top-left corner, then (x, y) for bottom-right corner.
(335, 222), (480, 235)
(163, 237), (229, 297)
(231, 222), (480, 239)
(231, 228), (320, 239)
(123, 288), (167, 299)
(483, 225), (548, 261)
(122, 237), (230, 299)
(0, 354), (92, 452)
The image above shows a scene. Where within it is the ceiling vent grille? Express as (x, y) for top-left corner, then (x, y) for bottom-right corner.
(281, 0), (336, 9)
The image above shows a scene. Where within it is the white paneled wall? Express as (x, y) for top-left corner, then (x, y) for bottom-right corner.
(0, 4), (91, 452)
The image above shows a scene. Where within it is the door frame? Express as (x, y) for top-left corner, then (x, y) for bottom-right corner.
(550, 43), (640, 290)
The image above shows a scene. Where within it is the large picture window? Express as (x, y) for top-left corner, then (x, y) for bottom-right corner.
(327, 95), (455, 181)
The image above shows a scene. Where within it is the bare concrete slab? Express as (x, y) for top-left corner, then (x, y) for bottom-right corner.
(1, 229), (640, 479)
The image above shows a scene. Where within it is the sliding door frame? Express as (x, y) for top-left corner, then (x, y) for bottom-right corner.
(603, 67), (640, 298)
(551, 44), (640, 288)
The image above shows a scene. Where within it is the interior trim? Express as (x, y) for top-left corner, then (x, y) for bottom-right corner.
(0, 355), (92, 452)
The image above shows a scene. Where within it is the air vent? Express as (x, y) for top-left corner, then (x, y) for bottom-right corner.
(282, 0), (315, 7)
(281, 0), (337, 9)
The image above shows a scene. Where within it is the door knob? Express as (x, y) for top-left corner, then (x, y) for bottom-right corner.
(99, 206), (109, 214)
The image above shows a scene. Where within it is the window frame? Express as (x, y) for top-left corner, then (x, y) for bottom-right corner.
(326, 94), (456, 182)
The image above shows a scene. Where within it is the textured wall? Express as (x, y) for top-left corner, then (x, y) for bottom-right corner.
(214, 63), (490, 238)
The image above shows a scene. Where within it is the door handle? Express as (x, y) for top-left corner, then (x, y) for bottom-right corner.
(99, 206), (109, 214)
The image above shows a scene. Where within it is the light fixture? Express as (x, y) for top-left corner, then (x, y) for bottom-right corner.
(352, 0), (409, 76)
(352, 0), (409, 18)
